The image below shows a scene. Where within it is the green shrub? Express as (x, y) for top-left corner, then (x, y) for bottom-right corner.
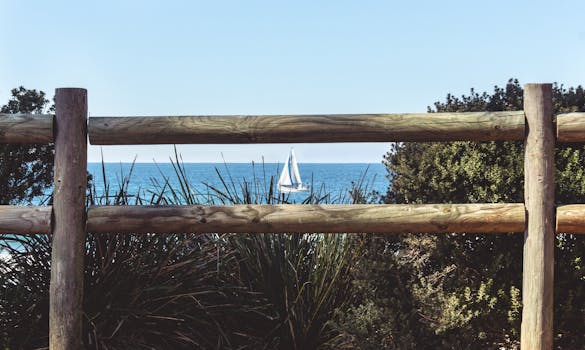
(332, 79), (584, 349)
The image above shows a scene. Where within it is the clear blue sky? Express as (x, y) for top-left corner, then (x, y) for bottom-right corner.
(2, 0), (584, 163)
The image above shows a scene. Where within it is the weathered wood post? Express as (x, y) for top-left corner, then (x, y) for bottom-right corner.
(49, 88), (87, 349)
(521, 83), (554, 350)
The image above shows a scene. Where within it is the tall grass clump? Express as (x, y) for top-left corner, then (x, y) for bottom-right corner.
(152, 151), (376, 349)
(1, 166), (275, 349)
(0, 152), (379, 349)
(0, 234), (52, 349)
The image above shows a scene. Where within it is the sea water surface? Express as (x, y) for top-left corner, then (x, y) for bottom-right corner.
(87, 163), (388, 204)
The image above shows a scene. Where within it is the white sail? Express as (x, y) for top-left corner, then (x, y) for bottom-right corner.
(290, 148), (302, 187)
(278, 153), (292, 186)
(278, 148), (309, 193)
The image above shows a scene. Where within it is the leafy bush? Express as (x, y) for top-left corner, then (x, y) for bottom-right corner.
(0, 87), (54, 204)
(332, 79), (584, 349)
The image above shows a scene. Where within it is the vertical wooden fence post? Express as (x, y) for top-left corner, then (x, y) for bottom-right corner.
(521, 83), (554, 350)
(49, 88), (87, 349)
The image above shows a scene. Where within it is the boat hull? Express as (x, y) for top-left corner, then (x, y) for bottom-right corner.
(278, 185), (310, 193)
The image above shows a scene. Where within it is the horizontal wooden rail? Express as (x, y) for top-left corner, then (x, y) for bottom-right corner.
(0, 114), (53, 143)
(0, 206), (52, 234)
(89, 112), (525, 145)
(556, 112), (585, 142)
(87, 203), (526, 234)
(556, 205), (585, 233)
(4, 204), (585, 235)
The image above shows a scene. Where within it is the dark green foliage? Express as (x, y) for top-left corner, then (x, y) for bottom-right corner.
(1, 235), (274, 350)
(0, 87), (54, 204)
(165, 155), (366, 349)
(0, 154), (374, 349)
(0, 235), (52, 349)
(0, 172), (275, 349)
(82, 233), (274, 349)
(229, 233), (355, 350)
(333, 79), (584, 349)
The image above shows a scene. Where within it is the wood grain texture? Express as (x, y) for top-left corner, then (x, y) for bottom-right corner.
(49, 88), (87, 350)
(556, 112), (585, 142)
(87, 203), (526, 234)
(521, 84), (554, 350)
(89, 111), (525, 145)
(556, 205), (585, 233)
(0, 206), (51, 234)
(0, 113), (53, 143)
(8, 204), (585, 235)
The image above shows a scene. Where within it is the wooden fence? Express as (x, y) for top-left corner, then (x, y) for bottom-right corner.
(1, 84), (584, 349)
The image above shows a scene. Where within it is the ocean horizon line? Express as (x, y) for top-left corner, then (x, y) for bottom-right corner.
(88, 161), (384, 165)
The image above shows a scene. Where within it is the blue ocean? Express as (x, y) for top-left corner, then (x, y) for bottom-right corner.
(87, 163), (388, 204)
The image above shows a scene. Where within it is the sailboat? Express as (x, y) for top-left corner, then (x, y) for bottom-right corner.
(277, 148), (310, 193)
